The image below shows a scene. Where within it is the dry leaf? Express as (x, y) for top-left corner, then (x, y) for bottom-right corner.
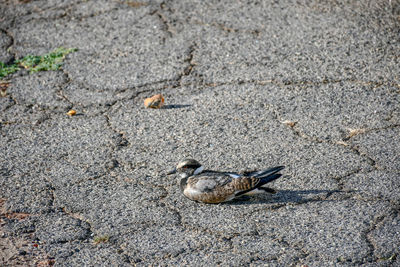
(144, 94), (164, 109)
(67, 110), (77, 116)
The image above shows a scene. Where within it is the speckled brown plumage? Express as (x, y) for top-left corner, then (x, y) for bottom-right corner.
(183, 173), (263, 203)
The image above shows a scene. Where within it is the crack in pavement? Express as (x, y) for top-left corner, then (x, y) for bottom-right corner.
(149, 2), (178, 44)
(104, 113), (130, 149)
(114, 78), (178, 97)
(191, 19), (262, 37)
(329, 168), (364, 192)
(56, 71), (75, 107)
(153, 11), (175, 41)
(361, 212), (388, 264)
(0, 200), (52, 266)
(2, 0), (117, 26)
(0, 28), (16, 62)
(266, 103), (387, 172)
(159, 196), (244, 242)
(179, 77), (400, 91)
(347, 144), (378, 169)
(0, 94), (17, 114)
(87, 76), (398, 119)
(342, 124), (400, 141)
(181, 44), (196, 77)
(57, 207), (95, 248)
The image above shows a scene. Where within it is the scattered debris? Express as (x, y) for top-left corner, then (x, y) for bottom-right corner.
(335, 140), (349, 147)
(122, 1), (148, 8)
(37, 259), (55, 266)
(0, 81), (10, 97)
(144, 94), (164, 109)
(93, 235), (110, 244)
(66, 109), (77, 116)
(347, 128), (366, 138)
(4, 212), (30, 220)
(282, 120), (297, 127)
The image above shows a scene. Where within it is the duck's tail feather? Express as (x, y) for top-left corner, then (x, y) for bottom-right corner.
(235, 173), (282, 197)
(257, 173), (282, 187)
(247, 166), (284, 178)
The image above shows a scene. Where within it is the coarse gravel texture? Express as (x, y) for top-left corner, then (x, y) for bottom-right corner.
(1, 0), (399, 266)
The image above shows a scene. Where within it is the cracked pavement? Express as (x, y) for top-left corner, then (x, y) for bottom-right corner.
(1, 0), (399, 266)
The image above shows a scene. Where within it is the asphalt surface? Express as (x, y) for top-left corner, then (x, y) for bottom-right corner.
(0, 0), (399, 266)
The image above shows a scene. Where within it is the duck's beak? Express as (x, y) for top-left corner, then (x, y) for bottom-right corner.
(167, 168), (176, 175)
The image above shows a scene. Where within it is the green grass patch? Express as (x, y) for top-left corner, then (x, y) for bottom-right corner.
(18, 47), (77, 73)
(0, 62), (19, 80)
(0, 47), (77, 80)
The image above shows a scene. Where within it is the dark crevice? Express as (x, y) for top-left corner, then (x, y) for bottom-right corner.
(60, 207), (94, 243)
(154, 11), (174, 40)
(55, 71), (74, 108)
(114, 78), (177, 97)
(0, 28), (16, 63)
(1, 1), (122, 27)
(267, 104), (324, 144)
(104, 113), (130, 149)
(180, 77), (399, 91)
(361, 213), (389, 264)
(1, 93), (17, 113)
(342, 124), (400, 141)
(107, 77), (399, 118)
(248, 197), (333, 214)
(74, 172), (107, 185)
(2, 4), (68, 27)
(146, 183), (169, 201)
(0, 28), (14, 48)
(267, 103), (386, 172)
(151, 2), (177, 43)
(175, 43), (197, 87)
(182, 44), (196, 77)
(190, 19), (261, 37)
(329, 168), (363, 191)
(70, 7), (121, 22)
(159, 198), (238, 240)
(348, 144), (378, 168)
(159, 200), (183, 228)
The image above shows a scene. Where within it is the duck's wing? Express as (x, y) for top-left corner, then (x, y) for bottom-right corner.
(241, 166), (285, 178)
(184, 173), (262, 203)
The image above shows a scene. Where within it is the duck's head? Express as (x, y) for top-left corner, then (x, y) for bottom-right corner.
(167, 158), (204, 179)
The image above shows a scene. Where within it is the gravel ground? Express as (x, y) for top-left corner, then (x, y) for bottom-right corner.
(1, 0), (399, 266)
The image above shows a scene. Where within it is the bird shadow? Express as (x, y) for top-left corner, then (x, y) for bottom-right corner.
(162, 104), (191, 109)
(226, 189), (344, 206)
